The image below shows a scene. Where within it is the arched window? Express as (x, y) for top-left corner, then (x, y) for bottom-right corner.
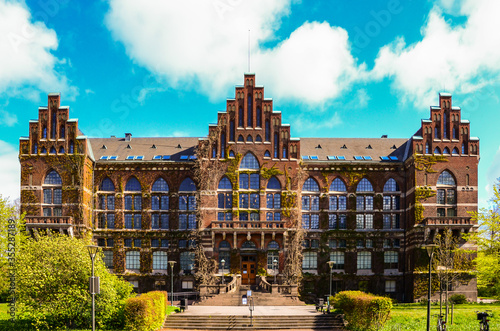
(69, 140), (74, 154)
(268, 241), (279, 250)
(264, 150), (270, 158)
(383, 178), (399, 192)
(242, 241), (256, 249)
(229, 150), (235, 157)
(152, 178), (169, 214)
(126, 251), (140, 270)
(43, 170), (62, 217)
(437, 170), (455, 186)
(329, 178), (346, 192)
(443, 147), (450, 155)
(152, 178), (169, 192)
(437, 170), (456, 217)
(179, 178), (196, 191)
(434, 147), (441, 155)
(246, 135), (253, 142)
(452, 147), (459, 155)
(152, 251), (168, 270)
(267, 177), (281, 190)
(462, 143), (467, 154)
(218, 177), (232, 190)
(356, 178), (373, 192)
(59, 146), (65, 154)
(125, 177), (141, 191)
(49, 147), (56, 154)
(302, 178), (320, 192)
(41, 147), (47, 154)
(238, 135), (244, 142)
(255, 135), (262, 142)
(219, 240), (231, 250)
(100, 178), (115, 191)
(240, 153), (259, 170)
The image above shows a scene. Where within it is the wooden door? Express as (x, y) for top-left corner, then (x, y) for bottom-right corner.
(242, 261), (257, 285)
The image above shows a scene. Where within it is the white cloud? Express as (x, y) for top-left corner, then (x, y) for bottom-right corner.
(0, 0), (75, 99)
(0, 140), (20, 202)
(105, 0), (366, 105)
(372, 0), (500, 107)
(0, 110), (17, 126)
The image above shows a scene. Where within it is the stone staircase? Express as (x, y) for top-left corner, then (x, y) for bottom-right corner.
(196, 286), (303, 306)
(163, 314), (345, 330)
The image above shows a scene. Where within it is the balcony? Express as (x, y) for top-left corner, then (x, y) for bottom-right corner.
(25, 216), (74, 225)
(211, 220), (285, 230)
(422, 217), (474, 227)
(25, 216), (74, 236)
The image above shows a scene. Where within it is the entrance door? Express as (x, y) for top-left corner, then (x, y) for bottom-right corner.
(241, 256), (257, 285)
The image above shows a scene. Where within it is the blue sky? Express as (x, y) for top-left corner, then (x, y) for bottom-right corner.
(0, 0), (499, 208)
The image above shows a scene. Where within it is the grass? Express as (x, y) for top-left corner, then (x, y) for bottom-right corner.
(381, 303), (500, 331)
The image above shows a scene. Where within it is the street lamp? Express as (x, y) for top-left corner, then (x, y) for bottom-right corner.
(221, 259), (226, 284)
(327, 261), (335, 298)
(423, 244), (438, 331)
(168, 261), (176, 307)
(273, 259), (278, 283)
(86, 245), (100, 331)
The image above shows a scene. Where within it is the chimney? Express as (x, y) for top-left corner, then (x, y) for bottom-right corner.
(125, 133), (132, 141)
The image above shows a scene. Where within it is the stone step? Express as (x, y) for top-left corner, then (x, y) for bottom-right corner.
(163, 315), (344, 330)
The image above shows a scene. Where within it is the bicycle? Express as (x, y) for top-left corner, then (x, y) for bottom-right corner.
(436, 314), (447, 331)
(476, 310), (492, 331)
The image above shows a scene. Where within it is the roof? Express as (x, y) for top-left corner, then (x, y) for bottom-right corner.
(299, 137), (409, 162)
(89, 137), (199, 162)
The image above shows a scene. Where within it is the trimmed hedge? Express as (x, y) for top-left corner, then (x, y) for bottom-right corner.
(333, 291), (392, 331)
(124, 291), (169, 331)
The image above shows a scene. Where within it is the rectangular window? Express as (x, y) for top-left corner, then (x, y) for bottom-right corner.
(356, 196), (364, 211)
(103, 251), (113, 269)
(328, 214), (337, 229)
(365, 196), (373, 210)
(180, 252), (195, 271)
(250, 193), (259, 209)
(310, 214), (320, 229)
(357, 252), (371, 270)
(384, 251), (398, 269)
(125, 214), (133, 229)
(447, 208), (456, 216)
(152, 214), (159, 229)
(53, 189), (62, 204)
(152, 252), (168, 270)
(385, 280), (396, 293)
(446, 190), (456, 204)
(134, 195), (142, 210)
(133, 214), (142, 229)
(124, 238), (132, 247)
(330, 251), (345, 269)
(356, 214), (364, 229)
(437, 189), (445, 204)
(383, 214), (391, 229)
(43, 189), (52, 204)
(311, 196), (319, 211)
(124, 195), (133, 210)
(188, 214), (197, 229)
(188, 196), (196, 210)
(250, 174), (259, 189)
(437, 208), (445, 217)
(383, 196), (391, 210)
(273, 194), (281, 209)
(302, 214), (310, 229)
(161, 239), (169, 247)
(338, 196), (347, 210)
(302, 251), (317, 270)
(152, 196), (160, 210)
(151, 239), (159, 247)
(179, 214), (187, 229)
(53, 208), (62, 216)
(339, 215), (347, 229)
(329, 196), (337, 210)
(134, 239), (141, 248)
(365, 214), (373, 229)
(239, 194), (249, 208)
(302, 196), (310, 210)
(161, 214), (169, 229)
(107, 196), (115, 210)
(329, 239), (337, 248)
(106, 214), (115, 229)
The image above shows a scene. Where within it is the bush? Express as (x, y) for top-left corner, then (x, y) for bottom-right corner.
(333, 291), (392, 331)
(449, 294), (467, 304)
(124, 291), (169, 331)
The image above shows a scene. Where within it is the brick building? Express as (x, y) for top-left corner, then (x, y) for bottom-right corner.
(19, 73), (479, 302)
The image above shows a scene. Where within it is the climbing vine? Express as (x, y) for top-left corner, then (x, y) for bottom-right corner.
(414, 186), (436, 223)
(260, 163), (284, 179)
(414, 154), (448, 173)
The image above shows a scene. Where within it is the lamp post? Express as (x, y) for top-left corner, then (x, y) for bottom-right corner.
(423, 244), (438, 331)
(86, 245), (100, 331)
(327, 261), (335, 298)
(221, 259), (225, 284)
(168, 261), (176, 307)
(273, 259), (278, 283)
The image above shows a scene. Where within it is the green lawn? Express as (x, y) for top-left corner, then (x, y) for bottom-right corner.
(382, 303), (500, 331)
(0, 303), (179, 331)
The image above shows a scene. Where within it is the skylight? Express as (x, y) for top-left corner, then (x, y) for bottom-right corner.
(126, 156), (134, 160)
(100, 156), (108, 160)
(327, 156), (336, 160)
(180, 155), (189, 160)
(135, 156), (144, 160)
(363, 156), (372, 160)
(162, 155), (171, 160)
(109, 156), (118, 160)
(310, 155), (318, 160)
(153, 155), (162, 160)
(389, 156), (398, 161)
(354, 156), (363, 160)
(380, 156), (390, 161)
(337, 156), (346, 160)
(301, 156), (309, 160)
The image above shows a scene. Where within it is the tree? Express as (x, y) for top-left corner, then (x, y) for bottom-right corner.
(15, 235), (133, 329)
(466, 179), (500, 297)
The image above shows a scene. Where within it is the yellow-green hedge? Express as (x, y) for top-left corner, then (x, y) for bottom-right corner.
(333, 291), (392, 331)
(124, 291), (168, 331)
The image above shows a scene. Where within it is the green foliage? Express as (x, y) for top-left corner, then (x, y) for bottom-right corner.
(260, 163), (283, 179)
(124, 291), (168, 331)
(449, 294), (467, 304)
(15, 235), (133, 329)
(414, 154), (448, 173)
(333, 291), (392, 331)
(414, 186), (436, 223)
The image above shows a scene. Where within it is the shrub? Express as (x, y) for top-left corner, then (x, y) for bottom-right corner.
(333, 291), (392, 331)
(449, 294), (467, 304)
(124, 291), (169, 331)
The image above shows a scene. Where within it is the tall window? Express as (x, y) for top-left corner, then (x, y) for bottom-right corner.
(266, 177), (281, 221)
(265, 120), (270, 142)
(124, 177), (142, 230)
(151, 177), (169, 229)
(247, 96), (252, 127)
(302, 251), (317, 271)
(238, 107), (244, 127)
(179, 178), (197, 229)
(43, 170), (62, 216)
(302, 178), (320, 229)
(383, 178), (400, 231)
(256, 107), (262, 127)
(384, 251), (398, 269)
(238, 153), (260, 221)
(329, 178), (347, 230)
(126, 251), (140, 270)
(437, 170), (456, 217)
(356, 178), (373, 230)
(152, 251), (168, 270)
(330, 251), (345, 270)
(98, 178), (115, 229)
(218, 240), (231, 271)
(357, 251), (371, 270)
(103, 251), (113, 269)
(229, 120), (235, 142)
(218, 177), (233, 221)
(274, 132), (279, 158)
(180, 251), (195, 271)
